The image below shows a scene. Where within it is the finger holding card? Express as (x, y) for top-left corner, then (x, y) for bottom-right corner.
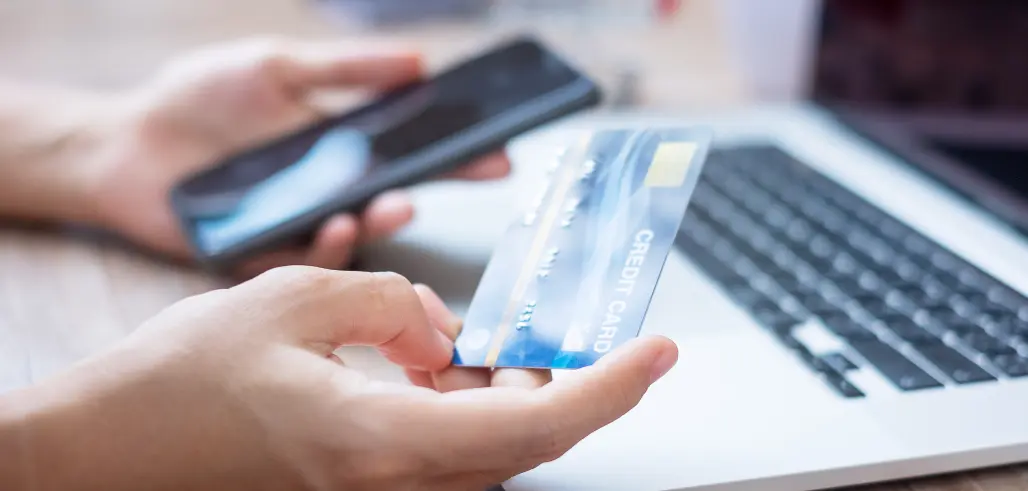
(408, 284), (552, 392)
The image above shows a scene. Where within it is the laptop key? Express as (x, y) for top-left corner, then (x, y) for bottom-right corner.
(990, 354), (1028, 378)
(981, 315), (1026, 339)
(928, 307), (978, 328)
(752, 308), (802, 334)
(793, 346), (865, 398)
(870, 268), (906, 287)
(960, 332), (1017, 356)
(798, 294), (843, 317)
(901, 289), (950, 310)
(915, 343), (996, 384)
(726, 286), (769, 308)
(821, 371), (865, 399)
(678, 242), (745, 286)
(883, 320), (940, 345)
(893, 258), (925, 283)
(849, 339), (943, 391)
(822, 315), (877, 341)
(822, 352), (859, 372)
(919, 311), (979, 335)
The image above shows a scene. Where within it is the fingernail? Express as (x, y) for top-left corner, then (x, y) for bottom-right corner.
(436, 329), (455, 351)
(414, 284), (463, 340)
(650, 346), (678, 383)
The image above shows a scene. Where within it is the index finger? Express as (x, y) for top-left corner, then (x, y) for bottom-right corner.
(238, 267), (453, 371)
(415, 336), (677, 471)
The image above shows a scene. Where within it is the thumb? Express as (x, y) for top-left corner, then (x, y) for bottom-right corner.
(275, 41), (423, 90)
(419, 336), (677, 469)
(537, 336), (678, 444)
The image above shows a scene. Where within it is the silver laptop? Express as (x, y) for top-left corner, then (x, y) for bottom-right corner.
(363, 1), (1028, 489)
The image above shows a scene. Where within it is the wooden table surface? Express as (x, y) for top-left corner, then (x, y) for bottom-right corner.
(0, 1), (1025, 489)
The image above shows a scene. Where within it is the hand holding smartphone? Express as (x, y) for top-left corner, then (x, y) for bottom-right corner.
(170, 36), (602, 272)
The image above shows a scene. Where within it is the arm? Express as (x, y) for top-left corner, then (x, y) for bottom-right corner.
(0, 81), (128, 225)
(0, 388), (30, 489)
(0, 380), (82, 490)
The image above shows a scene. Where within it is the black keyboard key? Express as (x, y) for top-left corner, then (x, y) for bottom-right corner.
(901, 234), (934, 258)
(900, 288), (950, 310)
(822, 353), (859, 372)
(806, 234), (837, 259)
(857, 298), (911, 323)
(849, 340), (943, 391)
(978, 301), (1014, 321)
(883, 292), (922, 316)
(882, 319), (940, 345)
(854, 204), (888, 228)
(956, 269), (994, 292)
(914, 276), (952, 300)
(820, 371), (865, 398)
(752, 308), (802, 334)
(760, 263), (795, 284)
(935, 272), (980, 296)
(678, 241), (745, 286)
(856, 272), (893, 297)
(798, 294), (846, 317)
(946, 295), (980, 319)
(829, 252), (862, 277)
(987, 317), (1028, 338)
(726, 285), (768, 307)
(1008, 335), (1028, 354)
(991, 354), (1028, 378)
(960, 332), (1016, 356)
(761, 205), (795, 231)
(893, 258), (925, 283)
(915, 343), (995, 384)
(928, 251), (963, 274)
(927, 308), (979, 330)
(783, 219), (816, 243)
(792, 343), (831, 372)
(768, 247), (800, 271)
(854, 297), (890, 314)
(870, 268), (906, 287)
(808, 206), (849, 235)
(774, 330), (803, 351)
(830, 278), (865, 297)
(876, 217), (910, 243)
(920, 314), (978, 335)
(988, 286), (1027, 311)
(740, 189), (775, 216)
(823, 315), (877, 341)
(773, 276), (815, 297)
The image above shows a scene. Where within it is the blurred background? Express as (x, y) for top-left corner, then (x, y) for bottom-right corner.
(0, 0), (822, 109)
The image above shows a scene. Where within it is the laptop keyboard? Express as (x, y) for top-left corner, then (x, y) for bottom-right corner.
(675, 145), (1028, 398)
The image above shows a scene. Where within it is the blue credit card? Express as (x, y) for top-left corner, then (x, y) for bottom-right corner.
(453, 127), (712, 369)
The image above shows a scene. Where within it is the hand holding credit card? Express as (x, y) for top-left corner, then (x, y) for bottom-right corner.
(454, 127), (712, 369)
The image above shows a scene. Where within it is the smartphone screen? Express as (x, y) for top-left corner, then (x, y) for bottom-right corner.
(174, 38), (592, 259)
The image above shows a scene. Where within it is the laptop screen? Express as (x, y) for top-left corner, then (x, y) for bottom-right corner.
(810, 0), (1028, 222)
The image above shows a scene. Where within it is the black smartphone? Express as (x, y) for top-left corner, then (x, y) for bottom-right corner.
(170, 36), (601, 272)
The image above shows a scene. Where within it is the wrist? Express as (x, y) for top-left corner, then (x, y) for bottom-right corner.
(0, 352), (160, 491)
(0, 379), (87, 491)
(0, 83), (134, 226)
(0, 389), (31, 490)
